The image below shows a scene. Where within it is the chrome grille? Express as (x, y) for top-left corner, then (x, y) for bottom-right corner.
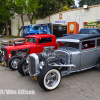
(4, 49), (8, 64)
(29, 56), (36, 75)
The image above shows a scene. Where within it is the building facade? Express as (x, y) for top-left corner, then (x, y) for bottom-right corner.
(11, 4), (100, 36)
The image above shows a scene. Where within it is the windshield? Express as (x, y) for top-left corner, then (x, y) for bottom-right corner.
(25, 38), (36, 43)
(58, 41), (79, 49)
(33, 26), (40, 30)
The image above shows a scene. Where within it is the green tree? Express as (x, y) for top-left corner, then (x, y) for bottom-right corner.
(25, 0), (43, 24)
(14, 0), (27, 36)
(78, 0), (100, 7)
(0, 0), (15, 36)
(33, 0), (75, 19)
(0, 16), (4, 35)
(24, 0), (75, 24)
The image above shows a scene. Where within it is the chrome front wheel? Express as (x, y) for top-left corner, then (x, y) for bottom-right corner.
(8, 56), (21, 70)
(11, 58), (20, 69)
(38, 67), (61, 91)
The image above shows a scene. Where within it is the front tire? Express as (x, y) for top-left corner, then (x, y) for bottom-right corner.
(18, 58), (29, 76)
(8, 56), (21, 70)
(38, 66), (61, 91)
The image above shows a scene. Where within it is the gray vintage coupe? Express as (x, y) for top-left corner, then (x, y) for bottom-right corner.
(27, 34), (100, 91)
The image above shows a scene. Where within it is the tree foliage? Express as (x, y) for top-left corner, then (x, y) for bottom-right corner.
(35, 0), (75, 18)
(25, 0), (43, 24)
(0, 0), (75, 36)
(14, 0), (27, 36)
(0, 0), (15, 35)
(78, 0), (100, 7)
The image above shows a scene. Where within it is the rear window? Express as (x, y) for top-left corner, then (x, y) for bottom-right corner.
(89, 29), (98, 34)
(80, 29), (88, 34)
(97, 39), (100, 46)
(39, 37), (52, 44)
(82, 40), (95, 50)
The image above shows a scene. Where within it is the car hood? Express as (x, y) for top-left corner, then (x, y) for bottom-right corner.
(57, 47), (80, 54)
(4, 42), (36, 51)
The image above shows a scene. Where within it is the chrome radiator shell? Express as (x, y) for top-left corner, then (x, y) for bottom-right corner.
(29, 53), (40, 76)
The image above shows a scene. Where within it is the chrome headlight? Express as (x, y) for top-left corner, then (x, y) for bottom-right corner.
(0, 50), (2, 53)
(39, 61), (45, 69)
(9, 54), (11, 58)
(26, 56), (29, 63)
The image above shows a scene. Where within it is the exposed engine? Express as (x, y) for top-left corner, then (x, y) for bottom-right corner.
(41, 46), (56, 59)
(11, 49), (29, 58)
(38, 46), (69, 69)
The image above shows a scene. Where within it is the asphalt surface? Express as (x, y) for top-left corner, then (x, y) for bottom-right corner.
(0, 38), (100, 100)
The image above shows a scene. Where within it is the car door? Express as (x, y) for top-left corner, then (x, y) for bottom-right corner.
(36, 37), (53, 54)
(81, 39), (96, 69)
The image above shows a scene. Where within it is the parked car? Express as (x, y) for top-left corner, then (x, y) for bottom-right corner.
(0, 38), (24, 64)
(23, 22), (67, 38)
(27, 34), (100, 91)
(79, 28), (100, 34)
(3, 34), (58, 70)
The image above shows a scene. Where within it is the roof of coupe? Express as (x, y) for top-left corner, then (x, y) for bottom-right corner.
(57, 34), (100, 42)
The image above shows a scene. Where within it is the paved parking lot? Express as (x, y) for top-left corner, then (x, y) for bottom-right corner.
(0, 38), (100, 100)
(0, 65), (100, 100)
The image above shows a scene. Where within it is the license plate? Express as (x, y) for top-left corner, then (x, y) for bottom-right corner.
(1, 62), (6, 66)
(1, 62), (4, 66)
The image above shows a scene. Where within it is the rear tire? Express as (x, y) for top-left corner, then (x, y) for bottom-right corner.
(18, 58), (29, 76)
(0, 53), (3, 63)
(8, 56), (21, 70)
(38, 66), (61, 91)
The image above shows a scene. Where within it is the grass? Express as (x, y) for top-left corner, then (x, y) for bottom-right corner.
(3, 35), (23, 38)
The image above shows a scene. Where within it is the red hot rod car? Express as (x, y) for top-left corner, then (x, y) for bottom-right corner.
(3, 34), (58, 70)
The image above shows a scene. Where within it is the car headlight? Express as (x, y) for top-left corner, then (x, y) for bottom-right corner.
(26, 56), (29, 63)
(2, 51), (4, 55)
(39, 61), (45, 69)
(9, 54), (11, 58)
(0, 50), (2, 53)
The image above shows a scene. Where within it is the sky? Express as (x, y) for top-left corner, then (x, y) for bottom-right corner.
(74, 0), (79, 7)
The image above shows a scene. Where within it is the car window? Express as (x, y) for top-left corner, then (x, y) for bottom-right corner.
(97, 39), (100, 46)
(97, 29), (100, 33)
(58, 41), (79, 49)
(26, 38), (36, 43)
(33, 26), (40, 30)
(80, 29), (88, 34)
(89, 29), (98, 34)
(39, 37), (52, 44)
(82, 40), (95, 50)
